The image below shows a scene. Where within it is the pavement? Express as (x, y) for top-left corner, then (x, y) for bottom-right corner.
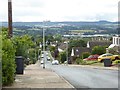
(3, 61), (74, 89)
(68, 64), (119, 70)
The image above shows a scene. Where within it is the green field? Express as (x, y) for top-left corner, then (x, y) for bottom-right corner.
(70, 30), (94, 33)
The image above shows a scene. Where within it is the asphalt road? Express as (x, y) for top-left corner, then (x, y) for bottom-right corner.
(45, 62), (118, 89)
(40, 51), (118, 89)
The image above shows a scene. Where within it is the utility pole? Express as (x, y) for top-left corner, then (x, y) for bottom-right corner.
(66, 41), (69, 65)
(8, 0), (13, 37)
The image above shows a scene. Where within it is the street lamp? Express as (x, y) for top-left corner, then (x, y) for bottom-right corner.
(64, 41), (69, 65)
(38, 49), (41, 60)
(35, 49), (36, 63)
(43, 27), (46, 69)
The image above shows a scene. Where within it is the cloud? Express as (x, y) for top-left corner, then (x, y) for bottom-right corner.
(0, 0), (119, 22)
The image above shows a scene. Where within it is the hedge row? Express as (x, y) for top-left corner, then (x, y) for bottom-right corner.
(2, 28), (16, 86)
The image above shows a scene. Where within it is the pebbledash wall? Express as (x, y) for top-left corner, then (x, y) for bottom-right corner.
(112, 35), (120, 46)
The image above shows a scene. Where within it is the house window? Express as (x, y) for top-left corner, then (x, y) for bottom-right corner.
(116, 38), (118, 45)
(113, 37), (115, 44)
(119, 38), (120, 45)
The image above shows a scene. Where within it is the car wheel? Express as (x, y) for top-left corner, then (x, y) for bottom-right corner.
(100, 59), (104, 63)
(115, 57), (119, 60)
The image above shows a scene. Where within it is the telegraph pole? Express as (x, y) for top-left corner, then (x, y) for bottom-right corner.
(8, 0), (13, 37)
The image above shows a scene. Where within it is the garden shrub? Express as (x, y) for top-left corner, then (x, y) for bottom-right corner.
(59, 52), (66, 63)
(75, 58), (87, 65)
(81, 52), (91, 59)
(76, 58), (80, 64)
(113, 60), (120, 65)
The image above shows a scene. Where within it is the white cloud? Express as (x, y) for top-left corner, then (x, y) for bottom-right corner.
(0, 0), (119, 22)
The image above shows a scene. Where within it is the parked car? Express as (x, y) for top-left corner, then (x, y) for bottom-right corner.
(83, 54), (99, 61)
(64, 61), (68, 64)
(41, 60), (44, 64)
(46, 52), (48, 55)
(98, 53), (120, 62)
(41, 54), (44, 58)
(47, 56), (50, 61)
(52, 60), (59, 65)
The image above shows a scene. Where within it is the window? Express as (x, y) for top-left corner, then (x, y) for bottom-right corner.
(119, 38), (120, 45)
(116, 38), (118, 45)
(113, 38), (115, 44)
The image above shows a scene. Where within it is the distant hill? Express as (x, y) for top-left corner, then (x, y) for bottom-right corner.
(2, 21), (118, 27)
(1, 21), (118, 36)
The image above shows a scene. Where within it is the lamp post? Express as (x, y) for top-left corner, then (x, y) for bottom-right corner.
(43, 27), (45, 69)
(38, 49), (41, 60)
(66, 42), (69, 65)
(64, 41), (69, 65)
(35, 48), (36, 64)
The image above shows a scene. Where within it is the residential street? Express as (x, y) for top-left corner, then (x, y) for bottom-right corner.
(44, 61), (118, 89)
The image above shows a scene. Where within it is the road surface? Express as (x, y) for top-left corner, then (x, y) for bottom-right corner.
(40, 51), (119, 89)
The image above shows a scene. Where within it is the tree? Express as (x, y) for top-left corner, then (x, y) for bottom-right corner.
(13, 35), (34, 58)
(53, 34), (62, 42)
(49, 46), (56, 52)
(82, 52), (91, 59)
(69, 39), (87, 48)
(92, 46), (106, 55)
(68, 39), (87, 57)
(59, 52), (66, 63)
(46, 35), (54, 45)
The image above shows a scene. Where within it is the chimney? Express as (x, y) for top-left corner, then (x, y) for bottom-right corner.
(8, 0), (13, 37)
(87, 41), (90, 48)
(71, 48), (74, 56)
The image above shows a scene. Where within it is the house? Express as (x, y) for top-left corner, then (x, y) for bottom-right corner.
(108, 35), (120, 54)
(70, 39), (112, 63)
(109, 35), (120, 48)
(71, 47), (91, 58)
(88, 41), (112, 49)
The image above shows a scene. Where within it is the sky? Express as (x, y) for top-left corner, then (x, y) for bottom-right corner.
(0, 0), (119, 22)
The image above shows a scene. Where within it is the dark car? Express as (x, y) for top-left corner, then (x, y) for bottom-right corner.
(84, 55), (99, 61)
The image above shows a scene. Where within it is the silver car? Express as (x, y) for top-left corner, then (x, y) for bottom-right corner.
(52, 60), (59, 65)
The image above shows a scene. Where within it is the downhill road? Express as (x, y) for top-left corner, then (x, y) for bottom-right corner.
(40, 51), (118, 89)
(45, 61), (118, 89)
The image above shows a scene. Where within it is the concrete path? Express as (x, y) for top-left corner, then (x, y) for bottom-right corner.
(3, 62), (74, 89)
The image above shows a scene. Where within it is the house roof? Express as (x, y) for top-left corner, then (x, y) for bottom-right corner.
(89, 41), (112, 48)
(58, 43), (67, 50)
(72, 47), (91, 57)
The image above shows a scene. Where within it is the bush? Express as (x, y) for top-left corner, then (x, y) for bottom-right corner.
(81, 52), (91, 59)
(13, 35), (34, 58)
(59, 52), (66, 63)
(2, 28), (16, 86)
(92, 46), (106, 55)
(76, 58), (80, 64)
(85, 61), (98, 65)
(28, 48), (37, 64)
(75, 58), (86, 65)
(113, 60), (120, 65)
(75, 58), (98, 65)
(49, 46), (55, 52)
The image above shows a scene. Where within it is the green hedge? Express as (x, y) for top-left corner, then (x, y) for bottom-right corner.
(2, 28), (16, 86)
